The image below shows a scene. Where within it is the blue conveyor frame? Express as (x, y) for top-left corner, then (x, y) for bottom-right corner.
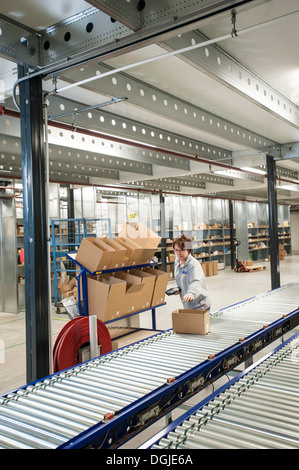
(56, 305), (299, 449)
(139, 330), (299, 449)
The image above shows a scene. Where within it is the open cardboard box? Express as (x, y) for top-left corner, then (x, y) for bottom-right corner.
(87, 274), (145, 321)
(75, 237), (116, 272)
(119, 222), (161, 248)
(113, 270), (154, 311)
(115, 237), (144, 266)
(142, 267), (169, 306)
(118, 222), (161, 264)
(58, 276), (77, 294)
(172, 309), (210, 335)
(98, 237), (128, 268)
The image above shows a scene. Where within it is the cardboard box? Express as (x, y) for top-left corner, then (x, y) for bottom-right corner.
(119, 222), (161, 249)
(58, 276), (77, 294)
(172, 309), (210, 335)
(113, 271), (154, 311)
(245, 260), (253, 266)
(87, 274), (144, 321)
(118, 222), (161, 264)
(213, 260), (218, 275)
(206, 261), (214, 277)
(99, 237), (128, 268)
(142, 267), (169, 306)
(75, 237), (115, 272)
(201, 262), (207, 276)
(115, 237), (143, 266)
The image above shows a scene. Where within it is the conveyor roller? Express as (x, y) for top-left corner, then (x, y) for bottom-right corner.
(145, 332), (299, 449)
(0, 282), (299, 449)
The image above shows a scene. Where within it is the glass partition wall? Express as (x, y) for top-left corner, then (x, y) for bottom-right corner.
(72, 188), (291, 265)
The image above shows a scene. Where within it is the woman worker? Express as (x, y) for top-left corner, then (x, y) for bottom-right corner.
(173, 234), (211, 311)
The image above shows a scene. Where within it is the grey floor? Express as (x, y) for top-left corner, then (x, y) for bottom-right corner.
(0, 255), (298, 448)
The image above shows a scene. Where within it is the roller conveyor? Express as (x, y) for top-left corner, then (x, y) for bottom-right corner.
(143, 331), (299, 449)
(0, 282), (299, 449)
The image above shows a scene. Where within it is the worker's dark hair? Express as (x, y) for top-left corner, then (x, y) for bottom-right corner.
(172, 233), (193, 254)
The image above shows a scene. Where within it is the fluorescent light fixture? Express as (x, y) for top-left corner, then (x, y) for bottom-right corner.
(241, 167), (267, 175)
(277, 183), (299, 192)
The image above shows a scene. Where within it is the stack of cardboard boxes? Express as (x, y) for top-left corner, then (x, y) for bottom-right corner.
(201, 260), (218, 276)
(72, 223), (169, 322)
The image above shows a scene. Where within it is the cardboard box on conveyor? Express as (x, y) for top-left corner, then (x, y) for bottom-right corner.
(172, 309), (210, 335)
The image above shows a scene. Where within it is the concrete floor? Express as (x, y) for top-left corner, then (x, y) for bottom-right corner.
(0, 255), (298, 447)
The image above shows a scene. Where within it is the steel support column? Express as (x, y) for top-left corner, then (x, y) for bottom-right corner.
(18, 65), (51, 382)
(159, 193), (167, 272)
(267, 155), (280, 289)
(229, 200), (235, 270)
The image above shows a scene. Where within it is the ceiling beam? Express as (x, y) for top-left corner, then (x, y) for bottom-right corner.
(161, 29), (299, 129)
(0, 1), (269, 72)
(0, 14), (40, 67)
(45, 94), (233, 164)
(58, 62), (279, 155)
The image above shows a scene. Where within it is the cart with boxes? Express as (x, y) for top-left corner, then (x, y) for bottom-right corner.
(66, 223), (169, 332)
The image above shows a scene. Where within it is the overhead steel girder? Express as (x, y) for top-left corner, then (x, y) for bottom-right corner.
(0, 1), (264, 70)
(180, 172), (234, 187)
(85, 0), (261, 32)
(209, 167), (265, 183)
(123, 180), (181, 192)
(0, 103), (191, 173)
(161, 30), (299, 129)
(0, 150), (119, 185)
(0, 136), (151, 181)
(0, 9), (133, 69)
(136, 177), (206, 190)
(276, 165), (298, 180)
(59, 62), (279, 155)
(281, 141), (299, 161)
(48, 144), (153, 176)
(46, 94), (233, 164)
(0, 14), (40, 67)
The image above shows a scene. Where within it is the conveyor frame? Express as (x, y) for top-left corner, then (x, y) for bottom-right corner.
(139, 330), (299, 449)
(1, 284), (299, 449)
(57, 306), (299, 449)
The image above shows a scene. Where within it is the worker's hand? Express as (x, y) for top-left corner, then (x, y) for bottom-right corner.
(183, 293), (194, 302)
